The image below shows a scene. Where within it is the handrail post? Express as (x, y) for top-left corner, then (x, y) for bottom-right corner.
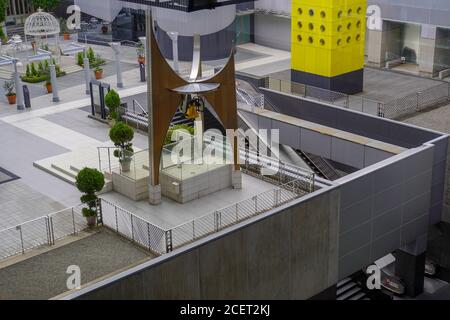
(72, 208), (76, 235)
(165, 230), (173, 253)
(97, 147), (101, 171)
(131, 214), (134, 241)
(17, 225), (24, 254)
(147, 222), (151, 251)
(115, 206), (118, 232)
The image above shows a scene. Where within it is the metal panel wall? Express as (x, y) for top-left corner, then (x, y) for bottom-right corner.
(337, 145), (435, 279)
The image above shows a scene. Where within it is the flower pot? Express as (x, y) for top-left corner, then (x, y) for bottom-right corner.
(46, 84), (52, 94)
(120, 158), (132, 172)
(63, 33), (71, 41)
(86, 216), (97, 227)
(95, 71), (103, 80)
(137, 56), (145, 65)
(6, 94), (16, 105)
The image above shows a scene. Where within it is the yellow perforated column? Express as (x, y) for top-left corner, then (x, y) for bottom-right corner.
(291, 0), (366, 94)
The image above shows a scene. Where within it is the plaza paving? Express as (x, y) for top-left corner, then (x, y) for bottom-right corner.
(0, 229), (152, 300)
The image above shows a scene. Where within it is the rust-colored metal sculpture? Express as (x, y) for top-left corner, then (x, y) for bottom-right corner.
(148, 26), (238, 187)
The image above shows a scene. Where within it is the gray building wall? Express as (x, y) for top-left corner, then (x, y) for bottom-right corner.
(65, 187), (340, 300)
(368, 0), (450, 28)
(254, 14), (291, 51)
(337, 145), (435, 279)
(258, 88), (449, 225)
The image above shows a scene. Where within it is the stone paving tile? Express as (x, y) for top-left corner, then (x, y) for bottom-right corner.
(0, 180), (65, 230)
(0, 229), (152, 300)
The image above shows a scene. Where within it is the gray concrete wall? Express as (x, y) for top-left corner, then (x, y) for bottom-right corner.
(65, 187), (340, 300)
(337, 145), (435, 279)
(239, 109), (396, 170)
(260, 88), (440, 148)
(368, 0), (450, 28)
(259, 88), (449, 226)
(254, 14), (291, 51)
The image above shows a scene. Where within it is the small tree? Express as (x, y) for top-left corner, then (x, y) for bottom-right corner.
(105, 89), (121, 121)
(31, 62), (38, 77)
(26, 64), (31, 77)
(110, 122), (134, 164)
(76, 52), (84, 66)
(76, 168), (105, 218)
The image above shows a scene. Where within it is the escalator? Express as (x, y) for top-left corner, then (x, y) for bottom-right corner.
(236, 79), (345, 180)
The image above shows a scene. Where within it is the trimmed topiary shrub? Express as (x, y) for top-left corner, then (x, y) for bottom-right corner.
(105, 89), (121, 121)
(110, 122), (134, 171)
(76, 167), (105, 219)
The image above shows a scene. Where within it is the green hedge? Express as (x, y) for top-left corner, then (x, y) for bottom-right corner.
(21, 71), (66, 83)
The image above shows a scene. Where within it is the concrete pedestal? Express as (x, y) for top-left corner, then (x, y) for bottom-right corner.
(148, 184), (162, 205)
(232, 170), (242, 189)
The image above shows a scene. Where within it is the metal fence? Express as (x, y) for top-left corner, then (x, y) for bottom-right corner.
(381, 82), (450, 119)
(0, 203), (89, 260)
(263, 77), (384, 116)
(168, 178), (306, 250)
(263, 76), (450, 120)
(100, 199), (168, 255)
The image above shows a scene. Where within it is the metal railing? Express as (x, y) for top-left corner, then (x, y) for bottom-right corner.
(263, 77), (385, 116)
(381, 82), (450, 119)
(100, 199), (168, 255)
(0, 203), (92, 260)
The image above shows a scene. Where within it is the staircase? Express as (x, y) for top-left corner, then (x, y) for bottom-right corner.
(121, 99), (193, 131)
(296, 150), (343, 181)
(336, 277), (370, 300)
(34, 161), (112, 194)
(61, 65), (83, 75)
(0, 67), (13, 80)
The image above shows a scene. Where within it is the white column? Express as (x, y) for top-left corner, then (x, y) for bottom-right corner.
(49, 63), (59, 102)
(110, 42), (123, 88)
(83, 54), (91, 94)
(13, 60), (24, 110)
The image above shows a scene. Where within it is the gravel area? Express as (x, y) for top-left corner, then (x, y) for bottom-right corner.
(0, 229), (153, 300)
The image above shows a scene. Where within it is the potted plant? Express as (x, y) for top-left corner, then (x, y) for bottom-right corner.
(75, 168), (105, 227)
(3, 81), (16, 105)
(44, 74), (52, 94)
(110, 122), (134, 172)
(60, 18), (71, 40)
(105, 89), (121, 123)
(94, 66), (103, 79)
(136, 42), (145, 64)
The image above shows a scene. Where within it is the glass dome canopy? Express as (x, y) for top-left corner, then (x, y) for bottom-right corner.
(24, 8), (60, 37)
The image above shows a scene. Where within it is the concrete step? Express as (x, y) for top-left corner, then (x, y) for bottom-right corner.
(62, 65), (83, 75)
(0, 68), (13, 80)
(51, 163), (78, 179)
(349, 292), (367, 300)
(337, 287), (363, 301)
(337, 277), (353, 289)
(336, 281), (357, 296)
(34, 162), (76, 185)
